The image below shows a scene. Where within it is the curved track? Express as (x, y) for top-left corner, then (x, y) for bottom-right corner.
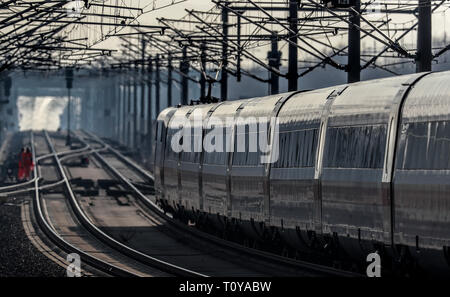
(32, 131), (175, 277)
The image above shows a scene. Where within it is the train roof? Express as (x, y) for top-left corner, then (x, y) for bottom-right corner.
(160, 70), (450, 126)
(402, 71), (450, 123)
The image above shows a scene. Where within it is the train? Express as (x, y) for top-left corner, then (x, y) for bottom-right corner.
(153, 70), (450, 275)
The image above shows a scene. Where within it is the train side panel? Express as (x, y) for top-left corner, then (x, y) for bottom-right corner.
(179, 105), (213, 213)
(269, 88), (335, 249)
(163, 107), (193, 210)
(229, 95), (282, 225)
(320, 74), (421, 257)
(154, 107), (176, 201)
(393, 71), (450, 271)
(202, 101), (242, 218)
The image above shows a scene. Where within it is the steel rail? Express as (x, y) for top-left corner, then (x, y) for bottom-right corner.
(0, 145), (108, 197)
(30, 131), (138, 277)
(0, 134), (91, 193)
(0, 179), (65, 197)
(44, 131), (206, 277)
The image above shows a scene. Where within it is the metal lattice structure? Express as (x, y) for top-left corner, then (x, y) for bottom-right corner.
(1, 1), (450, 95)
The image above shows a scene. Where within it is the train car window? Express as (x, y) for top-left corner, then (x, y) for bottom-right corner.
(203, 127), (227, 165)
(323, 125), (387, 169)
(193, 131), (202, 163)
(180, 127), (202, 163)
(164, 127), (179, 161)
(232, 127), (246, 166)
(397, 120), (450, 170)
(232, 124), (262, 166)
(180, 128), (190, 162)
(273, 128), (318, 168)
(247, 128), (261, 166)
(180, 135), (191, 162)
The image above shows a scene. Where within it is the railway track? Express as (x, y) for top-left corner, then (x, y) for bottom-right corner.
(46, 130), (214, 276)
(31, 131), (184, 277)
(78, 130), (361, 277)
(29, 131), (138, 276)
(0, 134), (92, 196)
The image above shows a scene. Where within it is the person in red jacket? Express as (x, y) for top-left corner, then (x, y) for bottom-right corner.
(23, 147), (34, 180)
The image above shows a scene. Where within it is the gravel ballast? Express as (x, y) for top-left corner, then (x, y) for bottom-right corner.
(0, 203), (66, 277)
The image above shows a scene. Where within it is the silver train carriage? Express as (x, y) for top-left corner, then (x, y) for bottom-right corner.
(153, 70), (450, 273)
